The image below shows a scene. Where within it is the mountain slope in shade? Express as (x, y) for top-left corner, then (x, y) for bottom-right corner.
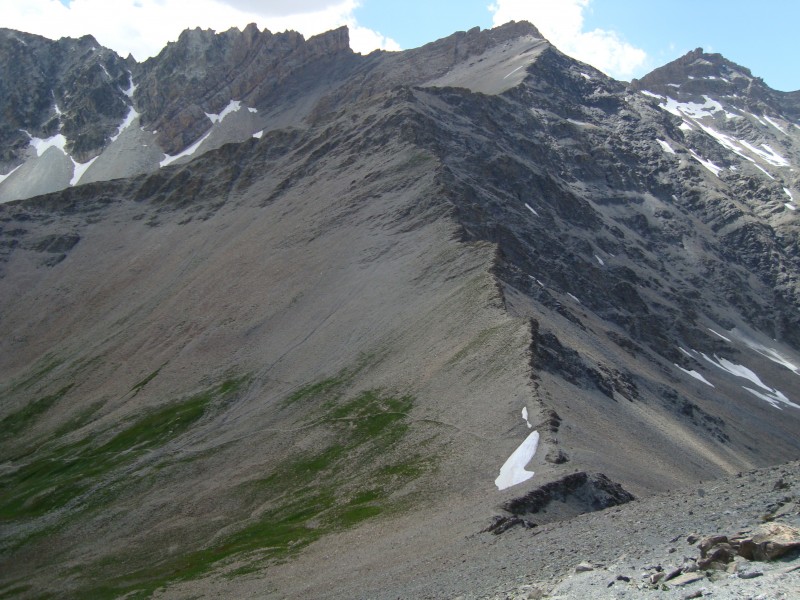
(0, 23), (799, 599)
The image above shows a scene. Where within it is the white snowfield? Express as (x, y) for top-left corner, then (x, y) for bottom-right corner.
(699, 352), (800, 410)
(641, 91), (796, 181)
(1, 92), (265, 202)
(495, 430), (539, 491)
(678, 343), (800, 410)
(25, 130), (67, 156)
(162, 100), (259, 167)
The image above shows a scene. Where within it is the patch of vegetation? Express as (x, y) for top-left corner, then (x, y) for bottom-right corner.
(0, 376), (249, 523)
(283, 375), (347, 407)
(130, 363), (167, 396)
(281, 352), (381, 408)
(0, 384), (73, 441)
(50, 400), (104, 439)
(81, 382), (430, 598)
(446, 323), (512, 366)
(0, 583), (32, 600)
(1, 355), (64, 396)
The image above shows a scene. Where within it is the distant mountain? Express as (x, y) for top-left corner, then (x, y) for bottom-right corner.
(1, 23), (799, 599)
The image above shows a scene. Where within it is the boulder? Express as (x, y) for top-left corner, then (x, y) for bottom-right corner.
(738, 523), (800, 561)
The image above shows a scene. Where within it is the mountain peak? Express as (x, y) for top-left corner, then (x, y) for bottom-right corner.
(632, 47), (757, 94)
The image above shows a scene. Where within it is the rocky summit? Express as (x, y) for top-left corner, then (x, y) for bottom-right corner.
(0, 21), (799, 599)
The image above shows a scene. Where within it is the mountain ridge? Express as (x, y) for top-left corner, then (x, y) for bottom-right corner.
(1, 20), (799, 599)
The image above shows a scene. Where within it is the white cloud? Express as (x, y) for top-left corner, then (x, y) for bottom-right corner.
(0, 0), (398, 61)
(488, 0), (647, 80)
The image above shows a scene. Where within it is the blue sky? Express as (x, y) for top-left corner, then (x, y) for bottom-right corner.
(353, 0), (799, 91)
(15, 0), (800, 91)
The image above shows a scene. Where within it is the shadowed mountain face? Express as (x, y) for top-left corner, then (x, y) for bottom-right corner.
(1, 22), (799, 599)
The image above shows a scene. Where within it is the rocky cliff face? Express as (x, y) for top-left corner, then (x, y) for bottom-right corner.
(1, 22), (799, 600)
(134, 24), (353, 154)
(0, 28), (132, 164)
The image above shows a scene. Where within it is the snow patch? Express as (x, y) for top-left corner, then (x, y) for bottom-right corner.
(26, 131), (67, 157)
(786, 203), (798, 211)
(785, 188), (794, 201)
(688, 150), (722, 177)
(763, 115), (788, 135)
(522, 407), (532, 429)
(504, 65), (525, 80)
(567, 293), (581, 304)
(675, 365), (715, 387)
(753, 164), (775, 180)
(160, 130), (213, 167)
(253, 130), (263, 139)
(700, 353), (771, 391)
(580, 72), (591, 80)
(495, 430), (539, 490)
(738, 140), (789, 167)
(206, 100), (246, 124)
(749, 113), (770, 128)
(640, 90), (662, 99)
(738, 337), (800, 375)
(696, 352), (799, 410)
(708, 328), (732, 343)
(661, 95), (725, 120)
(695, 123), (754, 162)
(524, 203), (539, 216)
(110, 106), (139, 142)
(70, 156), (98, 186)
(743, 387), (800, 410)
(657, 139), (676, 154)
(595, 255), (604, 266)
(122, 72), (136, 98)
(680, 121), (694, 131)
(0, 165), (22, 184)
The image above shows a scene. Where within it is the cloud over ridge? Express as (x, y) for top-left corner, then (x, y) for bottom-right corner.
(489, 0), (647, 79)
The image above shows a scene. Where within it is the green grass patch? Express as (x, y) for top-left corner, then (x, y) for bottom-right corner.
(80, 385), (429, 598)
(50, 400), (104, 439)
(0, 384), (73, 441)
(282, 375), (347, 407)
(0, 583), (33, 599)
(1, 355), (64, 395)
(130, 364), (167, 395)
(0, 376), (248, 524)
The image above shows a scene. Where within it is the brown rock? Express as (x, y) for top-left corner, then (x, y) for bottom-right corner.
(738, 523), (800, 561)
(698, 535), (729, 556)
(669, 572), (705, 586)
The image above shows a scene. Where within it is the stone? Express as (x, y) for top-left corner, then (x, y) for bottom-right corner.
(575, 562), (594, 573)
(738, 523), (800, 561)
(737, 569), (763, 579)
(698, 535), (729, 556)
(665, 567), (684, 581)
(669, 572), (705, 586)
(697, 544), (736, 569)
(649, 572), (665, 584)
